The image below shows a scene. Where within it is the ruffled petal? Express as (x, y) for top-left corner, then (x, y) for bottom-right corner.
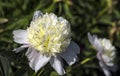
(106, 62), (114, 67)
(88, 33), (103, 51)
(25, 47), (51, 72)
(13, 29), (28, 44)
(50, 56), (65, 75)
(13, 45), (29, 53)
(32, 11), (43, 21)
(97, 53), (114, 66)
(102, 55), (111, 62)
(60, 41), (80, 65)
(97, 52), (102, 61)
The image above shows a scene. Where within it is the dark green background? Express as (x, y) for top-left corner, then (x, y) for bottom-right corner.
(0, 0), (120, 76)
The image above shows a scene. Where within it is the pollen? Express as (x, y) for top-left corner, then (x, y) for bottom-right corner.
(27, 13), (71, 55)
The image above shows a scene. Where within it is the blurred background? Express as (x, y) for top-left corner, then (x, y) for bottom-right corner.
(0, 0), (120, 76)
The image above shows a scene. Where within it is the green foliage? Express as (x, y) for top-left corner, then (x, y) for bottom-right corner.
(0, 0), (120, 76)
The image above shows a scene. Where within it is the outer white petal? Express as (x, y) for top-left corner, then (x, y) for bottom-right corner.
(25, 47), (37, 60)
(13, 29), (28, 44)
(13, 45), (29, 53)
(99, 62), (111, 76)
(102, 68), (111, 76)
(25, 47), (51, 72)
(60, 41), (80, 65)
(70, 41), (80, 54)
(50, 56), (65, 75)
(88, 33), (103, 51)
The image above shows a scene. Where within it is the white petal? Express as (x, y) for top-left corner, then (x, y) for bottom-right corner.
(70, 41), (80, 54)
(102, 67), (111, 76)
(32, 11), (43, 21)
(50, 56), (65, 75)
(25, 47), (37, 60)
(88, 33), (97, 44)
(13, 29), (28, 44)
(97, 53), (114, 67)
(25, 47), (51, 72)
(88, 33), (103, 51)
(106, 62), (114, 67)
(13, 45), (29, 53)
(58, 17), (64, 22)
(99, 62), (111, 76)
(110, 51), (115, 57)
(97, 52), (102, 60)
(102, 55), (111, 62)
(60, 41), (80, 65)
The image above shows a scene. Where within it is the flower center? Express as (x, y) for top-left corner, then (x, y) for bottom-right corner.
(27, 13), (71, 55)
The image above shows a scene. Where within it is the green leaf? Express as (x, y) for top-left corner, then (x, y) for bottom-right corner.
(0, 55), (12, 76)
(50, 71), (59, 76)
(13, 67), (28, 76)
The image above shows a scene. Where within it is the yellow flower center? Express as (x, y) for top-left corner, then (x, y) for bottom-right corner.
(27, 13), (71, 55)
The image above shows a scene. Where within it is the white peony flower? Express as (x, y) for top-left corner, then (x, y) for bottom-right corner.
(88, 33), (116, 76)
(13, 11), (80, 75)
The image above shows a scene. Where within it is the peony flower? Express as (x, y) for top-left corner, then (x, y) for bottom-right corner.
(88, 33), (116, 76)
(13, 11), (80, 75)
